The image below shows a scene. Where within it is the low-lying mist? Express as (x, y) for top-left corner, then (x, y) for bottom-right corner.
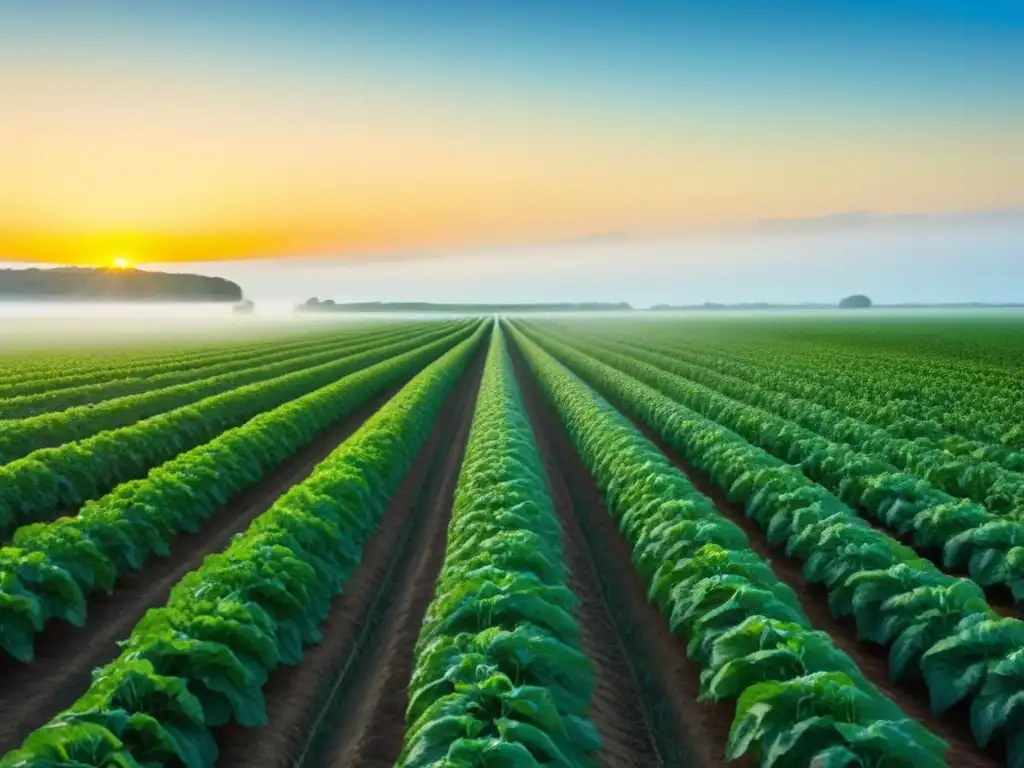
(0, 303), (376, 349)
(155, 221), (1024, 307)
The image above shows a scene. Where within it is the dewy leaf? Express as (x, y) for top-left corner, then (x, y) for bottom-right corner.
(494, 718), (575, 767)
(920, 617), (1024, 713)
(702, 648), (807, 702)
(970, 649), (1024, 747)
(761, 715), (853, 768)
(10, 721), (142, 767)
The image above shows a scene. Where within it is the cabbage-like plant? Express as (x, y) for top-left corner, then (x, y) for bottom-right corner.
(971, 649), (1024, 754)
(402, 670), (598, 768)
(727, 672), (946, 767)
(841, 565), (949, 643)
(0, 550), (84, 661)
(945, 520), (1024, 586)
(650, 544), (801, 621)
(920, 615), (1024, 715)
(700, 617), (866, 703)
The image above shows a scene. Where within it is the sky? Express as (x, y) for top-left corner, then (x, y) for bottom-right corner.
(1, 1), (1022, 302)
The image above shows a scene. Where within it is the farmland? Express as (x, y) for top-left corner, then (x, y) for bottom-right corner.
(0, 313), (1022, 767)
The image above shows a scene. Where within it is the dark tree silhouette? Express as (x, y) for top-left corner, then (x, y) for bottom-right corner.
(0, 267), (242, 302)
(839, 294), (873, 308)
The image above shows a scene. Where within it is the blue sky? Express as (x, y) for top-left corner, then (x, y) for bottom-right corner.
(0, 0), (1021, 302)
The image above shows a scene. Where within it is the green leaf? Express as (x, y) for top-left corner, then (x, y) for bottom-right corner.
(494, 717), (575, 767)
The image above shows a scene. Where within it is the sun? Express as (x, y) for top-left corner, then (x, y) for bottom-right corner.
(110, 256), (133, 269)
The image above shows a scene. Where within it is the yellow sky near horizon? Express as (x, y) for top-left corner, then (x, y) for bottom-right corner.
(3, 60), (1022, 266)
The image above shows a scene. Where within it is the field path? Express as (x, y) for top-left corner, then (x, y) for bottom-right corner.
(510, 338), (745, 768)
(214, 345), (485, 767)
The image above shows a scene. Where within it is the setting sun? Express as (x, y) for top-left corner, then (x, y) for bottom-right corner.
(111, 256), (133, 269)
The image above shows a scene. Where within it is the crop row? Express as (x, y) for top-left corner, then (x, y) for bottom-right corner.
(541, 329), (1024, 598)
(0, 325), (383, 397)
(0, 323), (473, 536)
(747, 335), (1023, 408)
(508, 324), (948, 766)
(635, 322), (1021, 412)
(399, 329), (599, 765)
(620, 329), (1023, 453)
(0, 326), (474, 662)
(628, 333), (1024, 471)
(0, 323), (456, 464)
(0, 324), (486, 767)
(518, 323), (1024, 762)
(602, 336), (1024, 498)
(0, 323), (427, 420)
(563, 321), (1021, 461)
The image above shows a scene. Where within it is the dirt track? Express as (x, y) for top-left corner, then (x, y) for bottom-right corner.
(509, 338), (745, 768)
(215, 347), (485, 767)
(0, 387), (399, 756)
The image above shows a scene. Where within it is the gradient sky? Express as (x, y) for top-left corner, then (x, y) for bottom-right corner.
(1, 1), (1022, 267)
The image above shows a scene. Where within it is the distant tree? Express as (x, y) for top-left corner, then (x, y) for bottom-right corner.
(0, 267), (241, 302)
(839, 294), (872, 308)
(232, 300), (255, 315)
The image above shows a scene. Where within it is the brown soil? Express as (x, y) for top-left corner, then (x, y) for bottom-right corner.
(214, 348), (484, 768)
(627, 417), (1000, 768)
(509, 339), (747, 768)
(0, 387), (399, 756)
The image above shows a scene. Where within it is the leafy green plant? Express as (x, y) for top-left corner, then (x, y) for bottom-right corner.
(0, 322), (468, 534)
(399, 330), (598, 767)
(0, 325), (474, 663)
(727, 672), (944, 767)
(0, 324), (416, 420)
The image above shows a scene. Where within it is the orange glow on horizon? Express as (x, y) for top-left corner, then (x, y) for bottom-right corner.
(1, 69), (1020, 266)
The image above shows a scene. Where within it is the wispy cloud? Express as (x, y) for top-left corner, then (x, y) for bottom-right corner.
(750, 207), (1024, 234)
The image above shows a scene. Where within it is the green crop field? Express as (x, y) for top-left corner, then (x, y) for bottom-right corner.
(1, 312), (1022, 767)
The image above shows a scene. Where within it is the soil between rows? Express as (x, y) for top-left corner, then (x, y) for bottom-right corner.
(0, 386), (401, 757)
(508, 337), (745, 768)
(214, 346), (485, 768)
(623, 417), (1000, 768)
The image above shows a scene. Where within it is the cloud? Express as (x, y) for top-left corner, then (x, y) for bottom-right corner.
(750, 207), (1024, 234)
